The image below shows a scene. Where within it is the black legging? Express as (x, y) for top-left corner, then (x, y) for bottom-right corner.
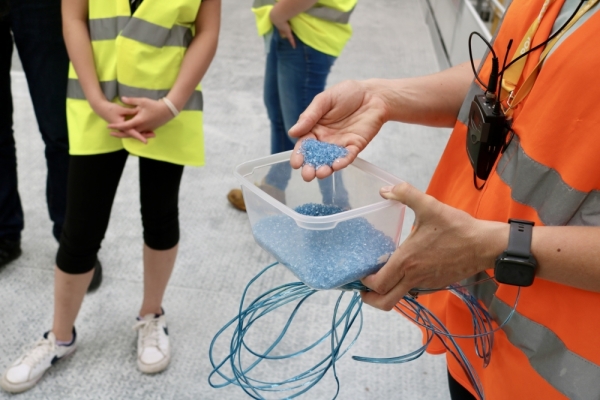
(56, 150), (184, 274)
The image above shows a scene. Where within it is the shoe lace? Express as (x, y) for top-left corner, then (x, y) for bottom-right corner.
(133, 318), (160, 348)
(21, 338), (55, 367)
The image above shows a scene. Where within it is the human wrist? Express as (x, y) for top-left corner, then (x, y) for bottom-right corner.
(477, 220), (510, 273)
(269, 4), (286, 26)
(161, 97), (180, 117)
(362, 79), (394, 123)
(88, 96), (110, 113)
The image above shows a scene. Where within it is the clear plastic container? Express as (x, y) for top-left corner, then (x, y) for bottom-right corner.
(235, 151), (406, 290)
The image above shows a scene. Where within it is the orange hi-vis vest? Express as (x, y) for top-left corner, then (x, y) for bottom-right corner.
(418, 0), (600, 399)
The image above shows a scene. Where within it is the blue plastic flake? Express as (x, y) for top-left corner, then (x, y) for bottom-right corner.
(294, 203), (344, 216)
(251, 203), (396, 290)
(299, 139), (349, 169)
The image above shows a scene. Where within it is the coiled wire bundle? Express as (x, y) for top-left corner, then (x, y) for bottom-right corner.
(209, 263), (519, 400)
(209, 262), (364, 399)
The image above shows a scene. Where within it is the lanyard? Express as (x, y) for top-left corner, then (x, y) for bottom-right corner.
(501, 0), (598, 117)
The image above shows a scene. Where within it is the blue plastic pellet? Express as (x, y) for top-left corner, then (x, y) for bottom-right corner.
(252, 203), (396, 290)
(294, 203), (344, 216)
(299, 139), (348, 169)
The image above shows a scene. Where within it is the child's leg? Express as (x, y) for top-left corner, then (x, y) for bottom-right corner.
(139, 244), (178, 316)
(52, 268), (95, 341)
(1, 150), (128, 394)
(138, 156), (184, 316)
(53, 150), (129, 340)
(135, 157), (183, 373)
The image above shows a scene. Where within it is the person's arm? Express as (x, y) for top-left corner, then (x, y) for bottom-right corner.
(269, 0), (319, 48)
(288, 61), (475, 181)
(62, 0), (151, 143)
(164, 0), (221, 112)
(359, 183), (600, 311)
(108, 0), (221, 134)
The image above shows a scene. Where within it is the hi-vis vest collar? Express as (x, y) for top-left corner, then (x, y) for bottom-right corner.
(252, 0), (354, 24)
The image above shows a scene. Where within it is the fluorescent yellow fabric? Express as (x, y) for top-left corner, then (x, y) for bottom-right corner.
(67, 0), (204, 166)
(251, 0), (356, 57)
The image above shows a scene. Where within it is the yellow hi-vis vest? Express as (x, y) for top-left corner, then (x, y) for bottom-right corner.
(251, 0), (356, 57)
(66, 0), (204, 166)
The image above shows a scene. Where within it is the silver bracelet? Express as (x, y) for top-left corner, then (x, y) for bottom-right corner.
(161, 97), (180, 117)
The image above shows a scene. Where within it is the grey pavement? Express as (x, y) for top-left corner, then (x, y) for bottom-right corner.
(2, 1), (453, 399)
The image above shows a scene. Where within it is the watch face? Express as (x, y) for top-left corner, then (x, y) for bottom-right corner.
(495, 257), (536, 287)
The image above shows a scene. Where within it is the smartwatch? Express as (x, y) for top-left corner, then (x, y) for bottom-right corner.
(494, 219), (537, 287)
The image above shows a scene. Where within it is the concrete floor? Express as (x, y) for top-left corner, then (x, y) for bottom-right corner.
(2, 1), (453, 399)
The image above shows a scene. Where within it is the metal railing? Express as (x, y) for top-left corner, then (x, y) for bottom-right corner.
(470, 0), (510, 33)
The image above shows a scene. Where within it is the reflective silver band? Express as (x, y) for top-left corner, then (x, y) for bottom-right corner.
(304, 5), (354, 24)
(88, 17), (130, 41)
(89, 17), (193, 48)
(67, 79), (203, 111)
(457, 90), (600, 227)
(67, 79), (119, 102)
(457, 81), (485, 126)
(252, 0), (353, 24)
(121, 18), (193, 48)
(497, 136), (600, 226)
(252, 0), (274, 7)
(462, 272), (600, 399)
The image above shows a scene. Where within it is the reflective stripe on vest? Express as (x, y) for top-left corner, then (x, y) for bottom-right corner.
(455, 0), (600, 228)
(251, 0), (354, 24)
(497, 136), (600, 226)
(66, 78), (203, 111)
(89, 17), (193, 47)
(457, 82), (600, 227)
(463, 273), (600, 399)
(422, 0), (600, 397)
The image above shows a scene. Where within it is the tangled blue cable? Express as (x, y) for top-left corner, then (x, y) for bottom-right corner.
(209, 263), (519, 400)
(352, 282), (520, 400)
(208, 262), (364, 399)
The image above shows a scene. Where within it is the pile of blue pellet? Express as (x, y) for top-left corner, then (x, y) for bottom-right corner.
(299, 139), (348, 169)
(251, 203), (396, 290)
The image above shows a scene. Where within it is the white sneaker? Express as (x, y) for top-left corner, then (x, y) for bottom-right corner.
(133, 313), (170, 373)
(1, 330), (77, 393)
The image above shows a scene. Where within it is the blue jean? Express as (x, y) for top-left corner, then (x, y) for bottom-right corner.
(0, 0), (70, 241)
(263, 29), (336, 156)
(263, 29), (348, 206)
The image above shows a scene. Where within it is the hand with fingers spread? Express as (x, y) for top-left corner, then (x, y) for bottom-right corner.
(107, 96), (175, 143)
(359, 182), (508, 311)
(288, 80), (390, 182)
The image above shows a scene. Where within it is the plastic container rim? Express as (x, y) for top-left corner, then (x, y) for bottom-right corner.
(233, 150), (405, 224)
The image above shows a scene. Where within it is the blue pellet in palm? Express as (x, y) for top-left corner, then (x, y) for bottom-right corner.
(251, 203), (396, 290)
(299, 139), (348, 168)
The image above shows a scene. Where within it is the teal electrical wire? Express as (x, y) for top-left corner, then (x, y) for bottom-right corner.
(351, 284), (521, 400)
(210, 264), (519, 400)
(208, 262), (364, 399)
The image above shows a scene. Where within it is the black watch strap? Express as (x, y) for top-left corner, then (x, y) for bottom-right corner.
(506, 219), (534, 257)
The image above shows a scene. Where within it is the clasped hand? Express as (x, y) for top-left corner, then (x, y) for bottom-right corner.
(94, 97), (175, 144)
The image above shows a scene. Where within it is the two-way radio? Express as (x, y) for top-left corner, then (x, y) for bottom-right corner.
(465, 0), (589, 189)
(466, 39), (511, 186)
